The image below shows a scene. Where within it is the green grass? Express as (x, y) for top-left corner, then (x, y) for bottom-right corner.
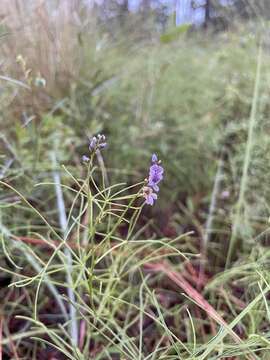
(1, 2), (270, 358)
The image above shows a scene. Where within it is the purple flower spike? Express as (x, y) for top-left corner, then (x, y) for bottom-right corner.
(143, 153), (164, 206)
(83, 134), (107, 162)
(148, 164), (164, 192)
(88, 134), (107, 153)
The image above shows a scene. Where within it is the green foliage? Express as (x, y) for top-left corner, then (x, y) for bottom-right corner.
(160, 24), (191, 43)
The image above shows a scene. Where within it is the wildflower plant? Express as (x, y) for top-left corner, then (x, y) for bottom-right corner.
(0, 134), (190, 360)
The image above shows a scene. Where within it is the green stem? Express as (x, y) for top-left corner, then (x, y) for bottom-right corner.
(226, 41), (262, 268)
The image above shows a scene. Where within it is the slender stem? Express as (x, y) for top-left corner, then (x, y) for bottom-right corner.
(226, 41), (262, 267)
(51, 152), (78, 347)
(199, 152), (225, 287)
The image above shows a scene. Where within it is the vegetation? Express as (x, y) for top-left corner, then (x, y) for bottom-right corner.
(1, 1), (270, 359)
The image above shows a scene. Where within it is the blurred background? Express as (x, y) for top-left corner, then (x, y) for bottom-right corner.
(2, 0), (270, 229)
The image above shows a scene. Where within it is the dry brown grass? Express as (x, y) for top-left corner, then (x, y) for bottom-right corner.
(0, 0), (99, 124)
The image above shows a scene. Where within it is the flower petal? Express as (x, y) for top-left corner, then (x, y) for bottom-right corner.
(152, 184), (159, 192)
(152, 153), (158, 163)
(145, 195), (154, 205)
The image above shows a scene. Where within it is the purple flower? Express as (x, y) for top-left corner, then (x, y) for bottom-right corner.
(143, 154), (164, 206)
(89, 134), (107, 152)
(89, 136), (97, 151)
(99, 142), (107, 149)
(148, 164), (164, 192)
(84, 134), (107, 160)
(82, 155), (90, 162)
(148, 154), (164, 192)
(152, 153), (158, 163)
(142, 186), (158, 206)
